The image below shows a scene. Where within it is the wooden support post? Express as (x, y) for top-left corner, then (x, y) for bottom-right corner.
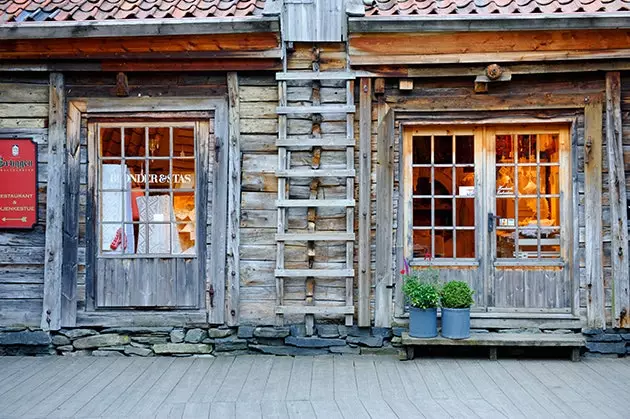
(584, 101), (605, 329)
(61, 101), (82, 327)
(358, 77), (372, 327)
(42, 72), (66, 331)
(605, 72), (630, 328)
(225, 72), (241, 326)
(375, 109), (394, 328)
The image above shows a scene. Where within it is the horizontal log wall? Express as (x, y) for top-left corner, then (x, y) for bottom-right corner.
(0, 74), (49, 326)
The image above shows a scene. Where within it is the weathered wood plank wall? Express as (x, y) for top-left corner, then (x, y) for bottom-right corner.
(0, 74), (49, 326)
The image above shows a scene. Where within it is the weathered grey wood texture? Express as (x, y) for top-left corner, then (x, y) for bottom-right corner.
(41, 73), (66, 330)
(283, 0), (347, 42)
(0, 355), (629, 419)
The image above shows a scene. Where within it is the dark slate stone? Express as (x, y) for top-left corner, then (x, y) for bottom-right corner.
(346, 335), (383, 348)
(92, 350), (125, 357)
(185, 328), (207, 343)
(290, 324), (306, 337)
(329, 345), (360, 354)
(620, 333), (630, 341)
(371, 327), (393, 339)
(581, 328), (603, 336)
(317, 325), (339, 338)
(346, 326), (371, 337)
(285, 336), (346, 348)
(586, 341), (626, 354)
(52, 335), (71, 346)
(338, 325), (348, 338)
(132, 336), (169, 345)
(73, 334), (130, 349)
(56, 345), (74, 352)
(0, 330), (51, 346)
(250, 345), (329, 356)
(255, 337), (285, 346)
(237, 326), (255, 339)
(0, 327), (27, 332)
(59, 329), (98, 339)
(391, 327), (407, 337)
(101, 327), (173, 335)
(124, 346), (153, 357)
(587, 334), (623, 342)
(214, 337), (248, 352)
(208, 328), (233, 339)
(254, 327), (290, 339)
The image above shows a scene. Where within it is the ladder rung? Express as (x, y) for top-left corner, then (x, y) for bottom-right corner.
(275, 305), (355, 315)
(276, 136), (355, 148)
(276, 169), (355, 178)
(276, 233), (355, 242)
(276, 71), (356, 81)
(276, 105), (355, 115)
(275, 269), (355, 277)
(276, 199), (355, 208)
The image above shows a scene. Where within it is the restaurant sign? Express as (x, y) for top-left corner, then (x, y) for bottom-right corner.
(0, 139), (37, 229)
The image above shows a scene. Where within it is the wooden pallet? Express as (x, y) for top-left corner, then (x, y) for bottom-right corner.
(400, 332), (586, 362)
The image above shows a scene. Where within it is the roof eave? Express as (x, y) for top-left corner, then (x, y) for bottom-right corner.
(0, 16), (280, 40)
(349, 13), (630, 33)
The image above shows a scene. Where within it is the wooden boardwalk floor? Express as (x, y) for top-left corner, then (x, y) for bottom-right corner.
(1, 355), (629, 418)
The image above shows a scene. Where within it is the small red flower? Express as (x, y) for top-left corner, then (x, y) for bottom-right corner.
(424, 250), (431, 261)
(400, 269), (405, 275)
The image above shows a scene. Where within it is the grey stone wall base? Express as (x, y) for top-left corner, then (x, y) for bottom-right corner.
(1, 325), (628, 357)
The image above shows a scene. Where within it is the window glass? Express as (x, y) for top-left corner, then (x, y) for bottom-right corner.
(412, 134), (475, 259)
(99, 125), (196, 256)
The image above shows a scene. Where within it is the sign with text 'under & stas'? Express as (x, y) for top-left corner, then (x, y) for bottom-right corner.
(0, 139), (37, 229)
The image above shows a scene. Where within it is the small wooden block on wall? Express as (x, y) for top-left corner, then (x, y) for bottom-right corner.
(399, 79), (413, 91)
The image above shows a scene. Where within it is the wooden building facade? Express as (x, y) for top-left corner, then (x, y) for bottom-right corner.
(1, 0), (630, 344)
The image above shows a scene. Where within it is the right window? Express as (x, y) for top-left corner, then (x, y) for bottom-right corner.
(495, 133), (561, 259)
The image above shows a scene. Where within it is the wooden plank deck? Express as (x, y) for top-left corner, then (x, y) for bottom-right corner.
(0, 355), (628, 418)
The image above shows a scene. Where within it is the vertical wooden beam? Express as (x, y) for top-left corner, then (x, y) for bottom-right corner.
(605, 72), (630, 328)
(208, 100), (229, 325)
(85, 116), (96, 311)
(358, 77), (372, 327)
(584, 100), (605, 329)
(60, 101), (83, 327)
(375, 109), (394, 328)
(225, 72), (241, 326)
(42, 72), (66, 330)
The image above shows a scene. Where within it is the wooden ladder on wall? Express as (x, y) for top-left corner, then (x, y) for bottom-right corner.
(275, 70), (356, 335)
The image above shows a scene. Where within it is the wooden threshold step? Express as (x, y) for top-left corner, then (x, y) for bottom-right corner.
(276, 71), (356, 81)
(276, 305), (355, 315)
(276, 199), (355, 208)
(276, 232), (355, 241)
(276, 169), (355, 178)
(276, 105), (355, 114)
(275, 269), (355, 277)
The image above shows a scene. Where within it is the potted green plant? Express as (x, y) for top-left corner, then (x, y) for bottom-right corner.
(440, 280), (474, 339)
(402, 263), (440, 338)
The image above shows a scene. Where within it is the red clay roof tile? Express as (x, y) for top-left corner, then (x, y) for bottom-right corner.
(365, 0), (630, 15)
(1, 0), (265, 22)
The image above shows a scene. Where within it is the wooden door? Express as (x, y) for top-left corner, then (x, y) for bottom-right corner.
(89, 121), (209, 309)
(402, 127), (486, 311)
(486, 125), (573, 312)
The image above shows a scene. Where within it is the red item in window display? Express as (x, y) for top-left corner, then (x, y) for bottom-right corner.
(110, 227), (128, 251)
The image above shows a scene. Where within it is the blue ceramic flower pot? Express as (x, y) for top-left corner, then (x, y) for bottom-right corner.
(441, 307), (471, 339)
(409, 307), (438, 338)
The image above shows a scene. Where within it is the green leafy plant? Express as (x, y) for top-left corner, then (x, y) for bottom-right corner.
(440, 281), (474, 308)
(401, 266), (441, 309)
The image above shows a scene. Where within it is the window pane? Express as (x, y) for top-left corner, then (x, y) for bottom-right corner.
(496, 166), (514, 196)
(148, 127), (170, 157)
(434, 167), (453, 196)
(517, 134), (536, 162)
(413, 230), (431, 259)
(456, 230), (475, 258)
(147, 159), (170, 190)
(518, 166), (537, 195)
(455, 198), (475, 227)
(174, 128), (195, 157)
(100, 127), (121, 157)
(456, 167), (475, 196)
(540, 165), (559, 195)
(137, 193), (175, 254)
(434, 198), (453, 227)
(434, 135), (452, 164)
(413, 198), (431, 227)
(436, 230), (453, 258)
(455, 135), (474, 164)
(412, 167), (431, 195)
(412, 136), (431, 164)
(539, 134), (559, 163)
(497, 229), (516, 258)
(496, 134), (514, 163)
(541, 228), (561, 258)
(124, 127), (146, 158)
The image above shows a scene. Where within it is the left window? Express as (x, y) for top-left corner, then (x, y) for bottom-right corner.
(98, 124), (197, 256)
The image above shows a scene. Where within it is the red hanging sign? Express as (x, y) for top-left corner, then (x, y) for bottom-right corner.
(0, 139), (38, 229)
